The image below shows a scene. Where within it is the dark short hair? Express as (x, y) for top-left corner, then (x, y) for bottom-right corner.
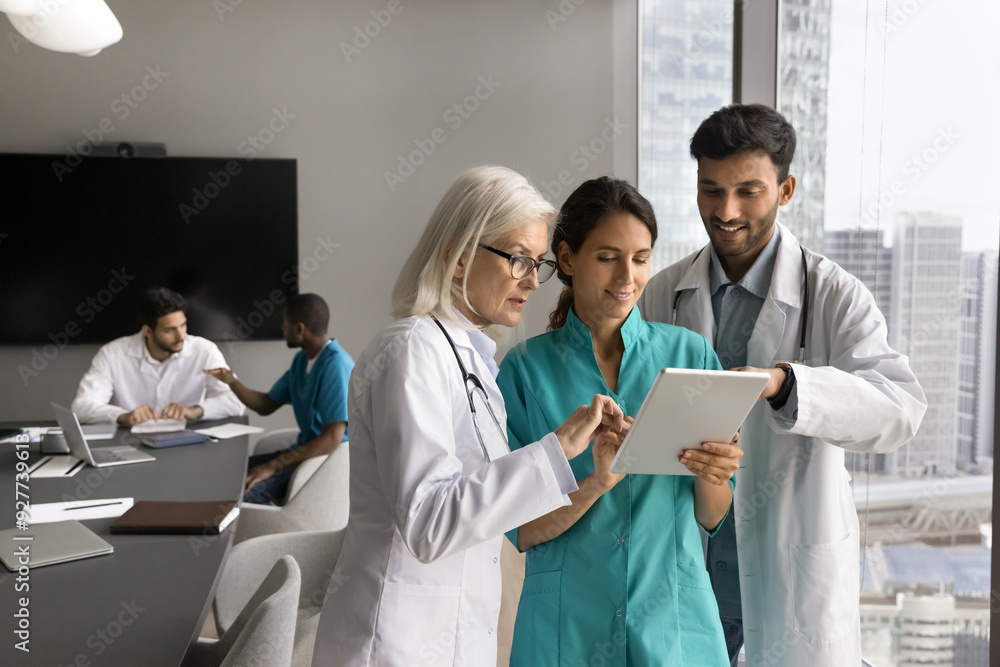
(690, 104), (797, 183)
(139, 288), (187, 329)
(548, 176), (658, 330)
(284, 293), (329, 336)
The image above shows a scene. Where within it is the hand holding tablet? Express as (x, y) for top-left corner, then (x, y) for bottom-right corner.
(609, 368), (769, 476)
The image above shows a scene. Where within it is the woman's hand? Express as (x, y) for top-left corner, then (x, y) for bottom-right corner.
(554, 394), (625, 461)
(591, 416), (631, 492)
(679, 432), (742, 485)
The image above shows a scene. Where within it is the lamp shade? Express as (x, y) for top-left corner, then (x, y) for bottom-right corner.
(3, 0), (122, 56)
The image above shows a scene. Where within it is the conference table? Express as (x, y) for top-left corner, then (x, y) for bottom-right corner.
(0, 418), (249, 667)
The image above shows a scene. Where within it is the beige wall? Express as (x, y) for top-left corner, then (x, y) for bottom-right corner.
(0, 0), (637, 426)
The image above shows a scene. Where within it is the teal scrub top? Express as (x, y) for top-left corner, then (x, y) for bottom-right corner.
(268, 339), (353, 447)
(497, 306), (731, 667)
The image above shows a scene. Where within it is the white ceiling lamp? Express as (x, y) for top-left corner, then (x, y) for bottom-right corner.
(0, 0), (122, 56)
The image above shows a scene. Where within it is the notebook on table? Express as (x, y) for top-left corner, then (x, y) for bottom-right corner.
(0, 520), (114, 570)
(110, 501), (239, 535)
(137, 431), (208, 449)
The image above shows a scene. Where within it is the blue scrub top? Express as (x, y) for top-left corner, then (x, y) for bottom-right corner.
(497, 306), (731, 667)
(268, 339), (353, 447)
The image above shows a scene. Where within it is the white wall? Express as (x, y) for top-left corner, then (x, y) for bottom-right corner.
(0, 0), (637, 423)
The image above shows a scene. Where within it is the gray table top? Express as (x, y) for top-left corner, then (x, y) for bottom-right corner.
(0, 419), (248, 666)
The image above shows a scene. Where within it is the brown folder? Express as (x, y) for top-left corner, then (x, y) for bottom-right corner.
(110, 501), (239, 535)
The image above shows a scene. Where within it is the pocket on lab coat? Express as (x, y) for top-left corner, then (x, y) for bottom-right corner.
(788, 532), (858, 646)
(373, 581), (461, 666)
(510, 570), (561, 665)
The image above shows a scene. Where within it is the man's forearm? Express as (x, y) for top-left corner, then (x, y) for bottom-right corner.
(229, 382), (279, 415)
(266, 431), (341, 472)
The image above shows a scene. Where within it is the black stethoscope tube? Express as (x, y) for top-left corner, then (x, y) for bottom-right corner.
(672, 246), (809, 365)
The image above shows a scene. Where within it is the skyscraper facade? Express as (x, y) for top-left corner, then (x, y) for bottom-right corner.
(641, 0), (734, 271)
(778, 0), (832, 253)
(887, 212), (964, 477)
(823, 227), (893, 316)
(640, 0), (833, 271)
(957, 251), (998, 469)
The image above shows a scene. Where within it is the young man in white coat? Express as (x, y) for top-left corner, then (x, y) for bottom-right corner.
(638, 104), (927, 667)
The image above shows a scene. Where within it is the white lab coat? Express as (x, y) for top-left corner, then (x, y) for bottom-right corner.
(311, 316), (576, 667)
(70, 332), (244, 423)
(639, 224), (926, 667)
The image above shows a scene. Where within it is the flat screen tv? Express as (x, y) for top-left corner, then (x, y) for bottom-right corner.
(0, 153), (298, 345)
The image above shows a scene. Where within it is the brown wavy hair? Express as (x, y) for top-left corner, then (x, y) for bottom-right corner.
(547, 176), (658, 330)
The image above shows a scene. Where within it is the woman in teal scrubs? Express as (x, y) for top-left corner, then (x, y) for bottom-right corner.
(497, 177), (741, 666)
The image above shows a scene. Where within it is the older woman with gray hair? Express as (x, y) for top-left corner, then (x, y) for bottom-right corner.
(311, 165), (625, 667)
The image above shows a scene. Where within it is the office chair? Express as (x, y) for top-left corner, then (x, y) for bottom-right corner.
(186, 555), (300, 667)
(234, 442), (349, 543)
(213, 530), (346, 667)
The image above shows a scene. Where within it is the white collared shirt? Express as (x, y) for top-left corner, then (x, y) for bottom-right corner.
(71, 332), (245, 423)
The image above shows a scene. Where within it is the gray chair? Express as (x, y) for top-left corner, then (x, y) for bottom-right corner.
(213, 530), (346, 667)
(234, 442), (350, 544)
(186, 555), (300, 667)
(252, 428), (300, 457)
(247, 428), (329, 505)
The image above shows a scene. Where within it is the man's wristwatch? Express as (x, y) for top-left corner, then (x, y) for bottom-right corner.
(767, 363), (796, 410)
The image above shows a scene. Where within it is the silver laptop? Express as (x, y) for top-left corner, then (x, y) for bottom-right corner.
(51, 403), (154, 467)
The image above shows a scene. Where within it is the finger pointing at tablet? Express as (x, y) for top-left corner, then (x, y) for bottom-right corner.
(554, 394), (626, 461)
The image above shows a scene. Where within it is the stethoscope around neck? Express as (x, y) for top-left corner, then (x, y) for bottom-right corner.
(431, 316), (508, 462)
(672, 246), (810, 364)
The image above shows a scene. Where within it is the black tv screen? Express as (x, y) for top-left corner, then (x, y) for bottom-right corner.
(0, 153), (298, 345)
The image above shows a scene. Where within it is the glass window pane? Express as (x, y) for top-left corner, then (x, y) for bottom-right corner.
(778, 2), (999, 664)
(640, 0), (734, 271)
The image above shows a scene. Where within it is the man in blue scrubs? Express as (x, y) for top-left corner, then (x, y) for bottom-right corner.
(205, 293), (353, 504)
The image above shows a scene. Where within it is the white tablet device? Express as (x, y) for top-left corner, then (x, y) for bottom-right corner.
(609, 368), (770, 476)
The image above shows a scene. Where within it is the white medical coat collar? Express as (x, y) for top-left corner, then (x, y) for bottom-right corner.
(674, 221), (804, 310)
(444, 308), (500, 379)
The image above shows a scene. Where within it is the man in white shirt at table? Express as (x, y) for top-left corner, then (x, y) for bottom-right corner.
(71, 287), (244, 425)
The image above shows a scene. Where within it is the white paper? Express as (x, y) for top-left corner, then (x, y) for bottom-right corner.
(131, 419), (187, 434)
(29, 455), (86, 478)
(194, 424), (265, 439)
(29, 498), (134, 524)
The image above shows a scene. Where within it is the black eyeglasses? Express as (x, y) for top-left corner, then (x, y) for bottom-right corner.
(480, 245), (557, 283)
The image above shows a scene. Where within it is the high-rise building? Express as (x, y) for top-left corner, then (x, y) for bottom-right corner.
(886, 212), (963, 477)
(825, 228), (894, 475)
(823, 227), (893, 317)
(957, 252), (998, 469)
(640, 0), (734, 271)
(640, 0), (833, 272)
(778, 0), (832, 253)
